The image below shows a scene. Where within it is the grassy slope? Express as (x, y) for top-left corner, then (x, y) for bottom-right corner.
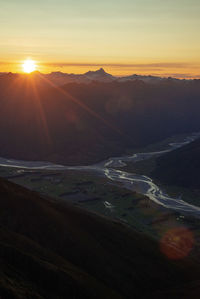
(1, 178), (200, 298)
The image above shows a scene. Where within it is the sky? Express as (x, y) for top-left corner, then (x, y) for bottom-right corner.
(0, 0), (200, 77)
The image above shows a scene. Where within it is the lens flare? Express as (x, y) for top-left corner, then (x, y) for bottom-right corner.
(160, 227), (194, 260)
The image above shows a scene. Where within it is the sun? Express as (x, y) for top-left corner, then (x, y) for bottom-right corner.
(22, 59), (36, 73)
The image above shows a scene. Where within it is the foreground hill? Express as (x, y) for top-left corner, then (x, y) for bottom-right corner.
(1, 177), (200, 298)
(0, 74), (200, 164)
(152, 137), (200, 189)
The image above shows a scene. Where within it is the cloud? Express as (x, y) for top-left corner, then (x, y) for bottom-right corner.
(44, 62), (200, 69)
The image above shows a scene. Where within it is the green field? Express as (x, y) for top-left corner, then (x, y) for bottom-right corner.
(0, 165), (193, 241)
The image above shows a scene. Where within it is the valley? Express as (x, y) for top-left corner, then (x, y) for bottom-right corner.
(2, 0), (200, 297)
(1, 132), (200, 250)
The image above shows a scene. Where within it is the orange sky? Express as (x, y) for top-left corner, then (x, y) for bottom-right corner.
(1, 60), (199, 78)
(1, 0), (200, 78)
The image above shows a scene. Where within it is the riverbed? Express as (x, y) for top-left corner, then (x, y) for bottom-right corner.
(0, 132), (200, 217)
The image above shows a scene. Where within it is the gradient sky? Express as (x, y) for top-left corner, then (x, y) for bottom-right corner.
(1, 0), (200, 76)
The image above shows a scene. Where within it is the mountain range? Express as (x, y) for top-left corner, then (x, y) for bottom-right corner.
(0, 68), (193, 86)
(0, 73), (200, 165)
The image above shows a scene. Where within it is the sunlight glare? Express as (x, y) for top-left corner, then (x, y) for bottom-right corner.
(22, 59), (36, 73)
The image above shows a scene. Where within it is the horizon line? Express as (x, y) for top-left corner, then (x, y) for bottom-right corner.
(1, 69), (200, 80)
(1, 61), (200, 79)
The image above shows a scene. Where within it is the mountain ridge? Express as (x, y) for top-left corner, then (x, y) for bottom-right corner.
(1, 69), (199, 86)
(1, 177), (200, 298)
(0, 76), (200, 165)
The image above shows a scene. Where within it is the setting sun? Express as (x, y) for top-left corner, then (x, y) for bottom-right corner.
(22, 59), (36, 73)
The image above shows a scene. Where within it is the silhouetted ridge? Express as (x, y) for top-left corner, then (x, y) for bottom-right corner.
(0, 76), (200, 165)
(1, 177), (200, 298)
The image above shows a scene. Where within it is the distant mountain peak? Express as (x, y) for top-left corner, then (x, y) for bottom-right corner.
(84, 68), (114, 80)
(85, 68), (105, 73)
(97, 67), (106, 73)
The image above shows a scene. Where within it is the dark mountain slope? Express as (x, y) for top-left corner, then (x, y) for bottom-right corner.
(0, 75), (200, 165)
(1, 178), (200, 298)
(152, 137), (200, 189)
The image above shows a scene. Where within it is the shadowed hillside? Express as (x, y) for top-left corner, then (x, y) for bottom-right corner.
(1, 177), (200, 298)
(0, 74), (200, 165)
(153, 137), (200, 189)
